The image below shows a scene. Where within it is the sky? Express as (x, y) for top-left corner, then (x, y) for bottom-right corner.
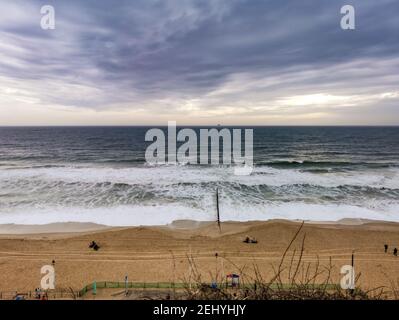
(0, 0), (398, 126)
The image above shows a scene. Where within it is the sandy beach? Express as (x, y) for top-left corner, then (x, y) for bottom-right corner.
(1, 219), (399, 299)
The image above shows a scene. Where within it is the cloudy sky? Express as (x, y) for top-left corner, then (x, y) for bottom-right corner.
(0, 0), (398, 125)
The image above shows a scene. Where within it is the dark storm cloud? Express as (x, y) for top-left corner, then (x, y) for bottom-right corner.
(0, 0), (398, 123)
(70, 0), (399, 90)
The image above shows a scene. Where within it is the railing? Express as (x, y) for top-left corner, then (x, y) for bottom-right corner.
(1, 282), (340, 299)
(78, 281), (186, 297)
(0, 289), (79, 300)
(76, 281), (272, 297)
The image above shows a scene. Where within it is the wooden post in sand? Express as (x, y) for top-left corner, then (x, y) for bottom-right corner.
(189, 245), (193, 290)
(351, 251), (355, 288)
(216, 188), (221, 232)
(124, 275), (128, 296)
(350, 251), (355, 294)
(215, 252), (219, 284)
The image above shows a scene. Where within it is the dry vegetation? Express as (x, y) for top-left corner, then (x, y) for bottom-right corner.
(180, 222), (388, 300)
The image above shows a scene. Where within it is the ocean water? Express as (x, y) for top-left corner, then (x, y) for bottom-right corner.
(0, 126), (398, 226)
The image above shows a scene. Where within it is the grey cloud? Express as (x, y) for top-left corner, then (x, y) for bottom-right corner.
(0, 0), (398, 123)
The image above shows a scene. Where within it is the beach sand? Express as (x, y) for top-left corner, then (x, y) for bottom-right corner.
(1, 219), (399, 299)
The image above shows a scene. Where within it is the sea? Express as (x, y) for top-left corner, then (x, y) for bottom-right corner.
(0, 126), (398, 226)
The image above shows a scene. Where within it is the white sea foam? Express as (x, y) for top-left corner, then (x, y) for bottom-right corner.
(0, 201), (398, 226)
(1, 164), (398, 188)
(1, 164), (399, 226)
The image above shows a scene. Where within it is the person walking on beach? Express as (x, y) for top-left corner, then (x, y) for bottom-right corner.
(384, 244), (388, 253)
(394, 248), (398, 256)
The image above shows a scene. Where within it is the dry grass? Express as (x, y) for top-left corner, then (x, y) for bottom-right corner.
(179, 222), (387, 300)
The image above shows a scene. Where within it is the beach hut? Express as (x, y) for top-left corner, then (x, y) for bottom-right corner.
(226, 274), (240, 288)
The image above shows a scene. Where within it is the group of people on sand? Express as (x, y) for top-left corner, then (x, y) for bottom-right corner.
(89, 240), (100, 251)
(384, 244), (398, 256)
(34, 288), (48, 300)
(14, 289), (48, 300)
(243, 235), (258, 244)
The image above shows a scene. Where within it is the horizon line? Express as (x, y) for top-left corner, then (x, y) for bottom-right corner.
(0, 124), (399, 128)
